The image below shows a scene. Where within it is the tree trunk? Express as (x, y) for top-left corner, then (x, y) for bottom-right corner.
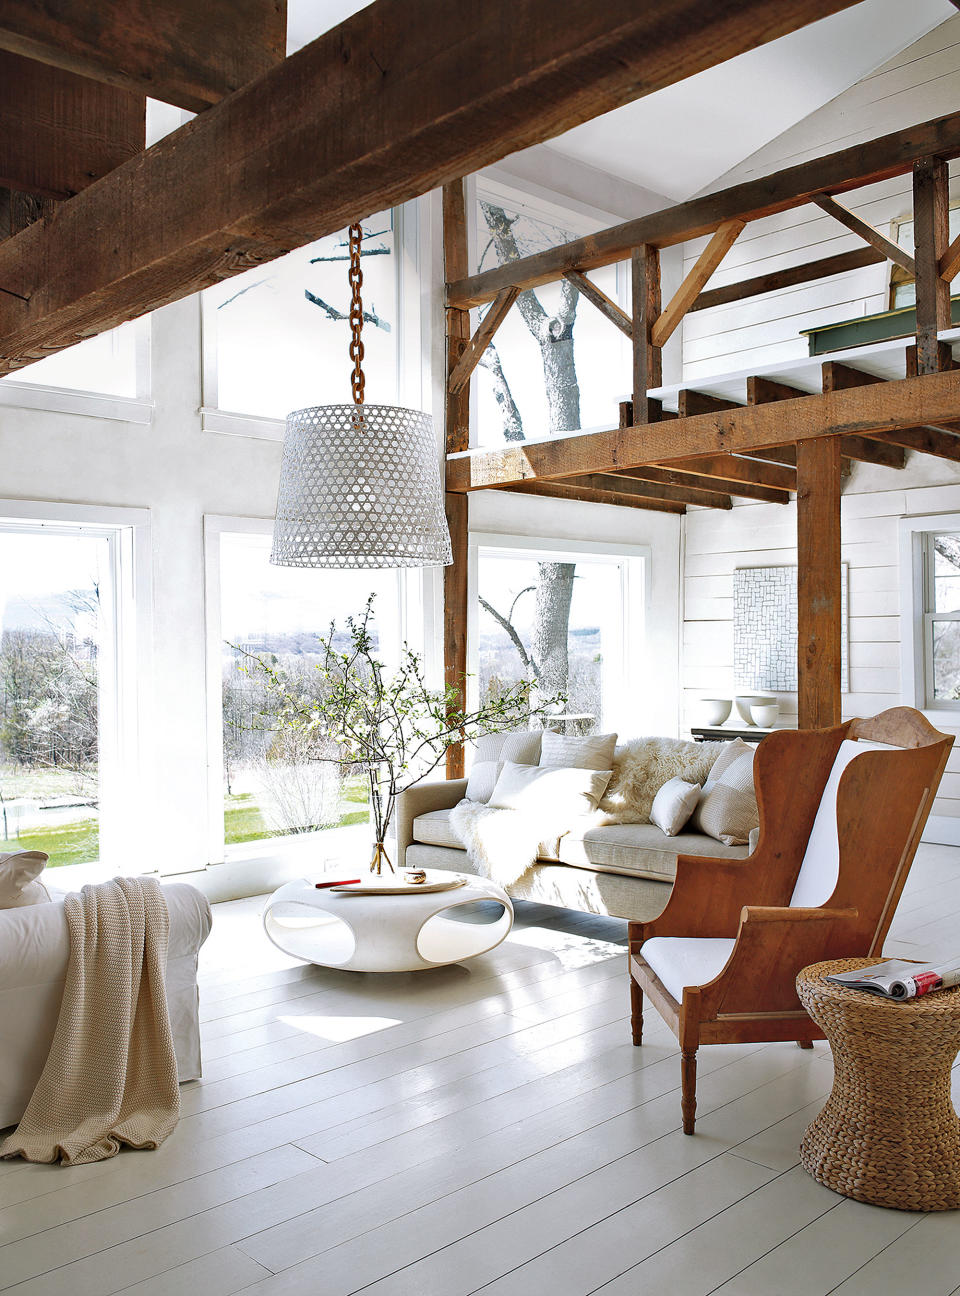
(533, 563), (575, 701)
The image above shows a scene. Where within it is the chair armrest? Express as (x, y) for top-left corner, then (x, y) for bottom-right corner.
(631, 852), (770, 946)
(395, 778), (468, 867)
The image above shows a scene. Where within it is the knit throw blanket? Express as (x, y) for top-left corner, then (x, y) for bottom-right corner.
(0, 876), (180, 1166)
(450, 798), (554, 888)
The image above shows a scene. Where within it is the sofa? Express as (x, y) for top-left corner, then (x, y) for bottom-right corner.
(0, 881), (213, 1130)
(397, 742), (755, 924)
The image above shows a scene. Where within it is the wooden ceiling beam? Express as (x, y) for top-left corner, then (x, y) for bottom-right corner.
(677, 389), (741, 418)
(689, 247), (884, 314)
(649, 218), (744, 347)
(610, 464), (791, 504)
(657, 452), (796, 491)
(499, 481), (686, 514)
(868, 426), (960, 460)
(811, 194), (915, 274)
(449, 107), (960, 309)
(0, 50), (144, 199)
(563, 271), (632, 337)
(0, 0), (866, 375)
(567, 473), (733, 509)
(0, 0), (286, 112)
(446, 369), (960, 490)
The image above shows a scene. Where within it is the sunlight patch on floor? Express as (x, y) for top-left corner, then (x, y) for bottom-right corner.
(507, 927), (623, 970)
(279, 1013), (401, 1042)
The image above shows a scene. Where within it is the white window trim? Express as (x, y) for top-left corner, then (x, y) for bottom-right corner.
(203, 514), (416, 865)
(201, 203), (422, 439)
(0, 319), (152, 423)
(899, 511), (960, 721)
(0, 498), (154, 874)
(467, 531), (650, 740)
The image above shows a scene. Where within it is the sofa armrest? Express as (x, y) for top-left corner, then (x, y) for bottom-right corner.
(395, 778), (468, 867)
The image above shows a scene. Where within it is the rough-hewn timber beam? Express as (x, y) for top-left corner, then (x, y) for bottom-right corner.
(677, 390), (740, 418)
(825, 356), (960, 461)
(940, 232), (960, 283)
(444, 491), (468, 779)
(444, 180), (471, 454)
(563, 271), (632, 337)
(913, 157), (951, 374)
(649, 219), (744, 347)
(811, 194), (915, 274)
(659, 452), (796, 491)
(797, 436), (843, 729)
(608, 464), (790, 504)
(445, 369), (960, 489)
(449, 108), (960, 308)
(689, 247), (883, 313)
(0, 0), (863, 374)
(567, 473), (732, 509)
(501, 481), (686, 513)
(0, 0), (286, 112)
(447, 286), (519, 395)
(745, 372), (901, 469)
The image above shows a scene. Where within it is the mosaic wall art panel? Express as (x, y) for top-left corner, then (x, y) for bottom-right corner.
(733, 565), (849, 693)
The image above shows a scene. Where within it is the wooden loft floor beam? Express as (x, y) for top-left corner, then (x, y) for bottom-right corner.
(563, 271), (632, 337)
(677, 390), (740, 417)
(797, 436), (843, 729)
(0, 0), (863, 374)
(611, 464), (791, 504)
(745, 372), (901, 469)
(447, 286), (519, 395)
(0, 51), (143, 199)
(445, 369), (960, 490)
(811, 195), (915, 274)
(662, 452), (795, 491)
(913, 157), (952, 374)
(0, 0), (286, 112)
(449, 108), (960, 309)
(650, 219), (744, 348)
(500, 481), (686, 514)
(824, 356), (959, 462)
(567, 473), (732, 509)
(690, 247), (883, 314)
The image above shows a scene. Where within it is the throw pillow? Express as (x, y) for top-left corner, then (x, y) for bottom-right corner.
(473, 730), (542, 766)
(691, 738), (758, 846)
(488, 760), (612, 817)
(598, 736), (726, 824)
(0, 850), (51, 908)
(649, 777), (701, 837)
(465, 759), (501, 804)
(539, 730), (618, 771)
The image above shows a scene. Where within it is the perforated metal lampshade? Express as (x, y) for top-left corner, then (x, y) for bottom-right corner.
(270, 403), (453, 569)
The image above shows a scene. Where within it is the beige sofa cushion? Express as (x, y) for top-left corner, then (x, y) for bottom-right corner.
(474, 730), (542, 765)
(411, 808), (562, 861)
(539, 731), (617, 771)
(691, 738), (758, 846)
(558, 822), (749, 882)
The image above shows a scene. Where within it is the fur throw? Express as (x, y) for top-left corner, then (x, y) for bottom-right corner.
(449, 798), (555, 888)
(597, 737), (726, 824)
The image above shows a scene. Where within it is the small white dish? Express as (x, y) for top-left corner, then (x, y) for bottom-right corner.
(750, 701), (780, 728)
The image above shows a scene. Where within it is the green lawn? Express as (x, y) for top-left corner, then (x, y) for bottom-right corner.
(224, 790), (369, 845)
(7, 820), (100, 869)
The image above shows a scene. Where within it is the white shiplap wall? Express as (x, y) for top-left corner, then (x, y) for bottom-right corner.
(679, 16), (960, 833)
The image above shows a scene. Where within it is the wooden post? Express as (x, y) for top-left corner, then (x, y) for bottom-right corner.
(443, 180), (471, 453)
(444, 491), (468, 779)
(913, 158), (951, 374)
(631, 244), (661, 422)
(796, 437), (843, 730)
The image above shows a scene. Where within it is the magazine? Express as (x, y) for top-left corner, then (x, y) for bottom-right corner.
(826, 956), (960, 1001)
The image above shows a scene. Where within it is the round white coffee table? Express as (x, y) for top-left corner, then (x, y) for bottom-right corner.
(262, 871), (513, 972)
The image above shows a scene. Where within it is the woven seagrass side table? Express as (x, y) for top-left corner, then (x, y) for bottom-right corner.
(797, 958), (960, 1211)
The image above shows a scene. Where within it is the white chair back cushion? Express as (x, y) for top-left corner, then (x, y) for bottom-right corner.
(789, 739), (899, 908)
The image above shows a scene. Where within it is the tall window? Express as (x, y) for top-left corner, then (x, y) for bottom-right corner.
(203, 211), (400, 422)
(474, 540), (644, 734)
(922, 531), (960, 709)
(210, 524), (405, 856)
(0, 514), (144, 871)
(474, 184), (630, 447)
(1, 321), (143, 399)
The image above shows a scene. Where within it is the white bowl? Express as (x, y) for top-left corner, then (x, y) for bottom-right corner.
(735, 694), (775, 725)
(750, 702), (779, 728)
(701, 698), (732, 725)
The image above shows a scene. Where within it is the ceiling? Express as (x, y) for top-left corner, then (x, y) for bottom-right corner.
(287, 0), (955, 205)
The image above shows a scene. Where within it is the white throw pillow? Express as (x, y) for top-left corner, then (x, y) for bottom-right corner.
(465, 759), (502, 804)
(473, 730), (542, 766)
(649, 777), (701, 837)
(488, 760), (612, 817)
(0, 851), (51, 908)
(539, 731), (618, 771)
(691, 738), (758, 846)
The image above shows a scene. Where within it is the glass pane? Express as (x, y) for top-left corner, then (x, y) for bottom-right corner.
(3, 322), (139, 398)
(477, 550), (623, 732)
(932, 619), (960, 702)
(206, 214), (398, 420)
(0, 531), (107, 868)
(932, 534), (960, 612)
(218, 532), (401, 850)
(474, 193), (630, 445)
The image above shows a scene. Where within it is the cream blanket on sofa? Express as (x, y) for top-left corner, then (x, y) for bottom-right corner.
(0, 876), (180, 1165)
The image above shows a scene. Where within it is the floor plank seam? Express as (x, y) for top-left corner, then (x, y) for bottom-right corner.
(822, 1214), (930, 1295)
(701, 1196), (847, 1296)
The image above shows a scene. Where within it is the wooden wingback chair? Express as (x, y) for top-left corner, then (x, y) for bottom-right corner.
(628, 707), (953, 1134)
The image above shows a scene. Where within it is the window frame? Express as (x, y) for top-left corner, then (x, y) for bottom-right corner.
(899, 513), (960, 717)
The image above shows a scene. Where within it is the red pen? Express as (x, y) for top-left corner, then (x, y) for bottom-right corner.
(315, 877), (362, 889)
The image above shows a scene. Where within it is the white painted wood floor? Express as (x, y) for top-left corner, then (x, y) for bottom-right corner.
(3, 845), (960, 1296)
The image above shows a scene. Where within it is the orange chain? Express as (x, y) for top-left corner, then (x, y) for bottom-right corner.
(348, 222), (365, 407)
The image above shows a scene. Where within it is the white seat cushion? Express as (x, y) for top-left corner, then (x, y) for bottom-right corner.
(641, 936), (736, 1003)
(790, 739), (899, 908)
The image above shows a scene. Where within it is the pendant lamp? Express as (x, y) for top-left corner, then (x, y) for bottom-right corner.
(271, 223), (452, 569)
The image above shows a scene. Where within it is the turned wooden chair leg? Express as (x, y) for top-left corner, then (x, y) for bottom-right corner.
(681, 1049), (698, 1134)
(630, 974), (643, 1045)
(797, 1040), (814, 1049)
